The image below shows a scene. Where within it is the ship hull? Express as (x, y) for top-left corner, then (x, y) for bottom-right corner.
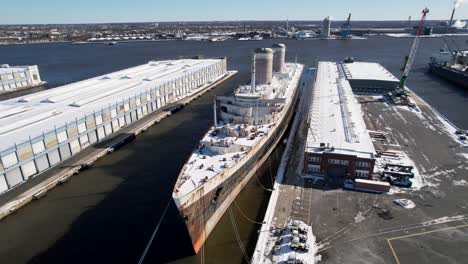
(176, 70), (302, 254)
(429, 63), (468, 89)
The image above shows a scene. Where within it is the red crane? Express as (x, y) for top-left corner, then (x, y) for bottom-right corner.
(398, 8), (429, 92)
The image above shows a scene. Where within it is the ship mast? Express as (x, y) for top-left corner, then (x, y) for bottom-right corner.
(213, 97), (217, 128)
(251, 52), (256, 93)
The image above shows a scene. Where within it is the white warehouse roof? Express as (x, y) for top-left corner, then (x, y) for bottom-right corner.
(0, 59), (222, 151)
(306, 61), (375, 159)
(343, 62), (399, 82)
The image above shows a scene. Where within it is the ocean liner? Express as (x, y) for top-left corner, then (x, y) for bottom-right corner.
(172, 44), (303, 253)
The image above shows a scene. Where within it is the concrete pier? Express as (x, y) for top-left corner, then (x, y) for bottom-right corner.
(252, 61), (468, 263)
(0, 70), (237, 221)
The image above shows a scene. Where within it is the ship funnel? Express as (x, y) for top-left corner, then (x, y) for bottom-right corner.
(272, 44), (286, 73)
(254, 48), (274, 85)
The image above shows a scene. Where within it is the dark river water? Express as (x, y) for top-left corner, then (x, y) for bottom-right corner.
(0, 36), (467, 264)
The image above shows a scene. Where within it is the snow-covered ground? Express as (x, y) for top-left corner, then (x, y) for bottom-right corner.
(385, 33), (468, 38)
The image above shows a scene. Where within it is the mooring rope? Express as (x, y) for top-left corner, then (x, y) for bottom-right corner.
(233, 200), (264, 225)
(228, 206), (251, 264)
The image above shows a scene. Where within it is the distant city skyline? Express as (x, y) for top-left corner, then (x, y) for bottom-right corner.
(1, 0), (467, 25)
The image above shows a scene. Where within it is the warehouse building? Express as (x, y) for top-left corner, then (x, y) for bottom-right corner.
(340, 60), (400, 93)
(304, 61), (376, 182)
(0, 64), (46, 93)
(0, 58), (227, 194)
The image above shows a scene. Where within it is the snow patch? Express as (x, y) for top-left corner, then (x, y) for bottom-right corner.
(422, 215), (467, 226)
(459, 153), (468, 161)
(393, 199), (416, 209)
(453, 179), (468, 187)
(354, 211), (366, 223)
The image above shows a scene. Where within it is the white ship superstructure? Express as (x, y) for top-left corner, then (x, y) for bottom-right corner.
(173, 45), (303, 253)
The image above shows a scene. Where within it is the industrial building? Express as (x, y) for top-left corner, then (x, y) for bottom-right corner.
(340, 60), (400, 93)
(0, 64), (45, 94)
(0, 58), (227, 194)
(321, 17), (332, 38)
(303, 61), (376, 181)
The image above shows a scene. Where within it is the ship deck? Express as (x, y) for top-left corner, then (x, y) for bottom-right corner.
(174, 63), (302, 198)
(176, 124), (272, 195)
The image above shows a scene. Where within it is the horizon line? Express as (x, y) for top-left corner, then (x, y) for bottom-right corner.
(1, 18), (466, 26)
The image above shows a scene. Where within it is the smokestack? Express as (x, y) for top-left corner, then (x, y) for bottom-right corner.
(254, 48), (274, 85)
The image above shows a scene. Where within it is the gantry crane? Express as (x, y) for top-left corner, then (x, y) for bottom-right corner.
(398, 8), (429, 94)
(341, 13), (352, 39)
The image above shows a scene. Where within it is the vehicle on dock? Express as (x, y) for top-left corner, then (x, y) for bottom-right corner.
(287, 255), (305, 264)
(387, 175), (413, 187)
(344, 178), (391, 193)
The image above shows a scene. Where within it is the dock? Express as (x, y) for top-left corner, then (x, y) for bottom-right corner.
(252, 61), (468, 263)
(0, 70), (237, 221)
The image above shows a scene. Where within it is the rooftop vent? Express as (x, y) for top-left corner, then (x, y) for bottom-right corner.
(319, 142), (326, 150)
(41, 98), (54, 103)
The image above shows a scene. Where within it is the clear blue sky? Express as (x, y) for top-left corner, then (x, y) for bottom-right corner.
(1, 0), (467, 24)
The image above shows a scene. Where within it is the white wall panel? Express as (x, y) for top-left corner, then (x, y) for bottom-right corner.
(59, 145), (71, 160)
(57, 131), (68, 143)
(69, 139), (81, 155)
(78, 122), (87, 134)
(97, 127), (105, 140)
(36, 155), (50, 172)
(89, 131), (97, 144)
(0, 175), (8, 193)
(79, 134), (89, 148)
(32, 141), (45, 154)
(119, 116), (126, 127)
(1, 153), (18, 168)
(5, 168), (23, 187)
(21, 160), (37, 179)
(111, 121), (119, 132)
(48, 149), (61, 166)
(104, 123), (112, 136)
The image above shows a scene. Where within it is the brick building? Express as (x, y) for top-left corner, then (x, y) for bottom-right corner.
(303, 61), (376, 181)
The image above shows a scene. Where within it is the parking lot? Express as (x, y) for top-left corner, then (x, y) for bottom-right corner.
(267, 92), (468, 263)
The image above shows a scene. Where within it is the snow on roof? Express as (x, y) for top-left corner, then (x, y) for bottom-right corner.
(0, 59), (221, 152)
(306, 61), (375, 159)
(0, 65), (37, 74)
(343, 62), (399, 82)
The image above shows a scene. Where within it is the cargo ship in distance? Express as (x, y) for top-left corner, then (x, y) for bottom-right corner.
(429, 45), (468, 89)
(172, 44), (303, 253)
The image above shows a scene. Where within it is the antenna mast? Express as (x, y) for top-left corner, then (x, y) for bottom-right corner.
(251, 53), (256, 93)
(213, 97), (217, 128)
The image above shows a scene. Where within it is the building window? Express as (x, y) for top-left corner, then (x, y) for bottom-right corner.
(308, 156), (321, 163)
(356, 161), (370, 168)
(328, 159), (349, 166)
(355, 170), (369, 178)
(307, 164), (321, 173)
